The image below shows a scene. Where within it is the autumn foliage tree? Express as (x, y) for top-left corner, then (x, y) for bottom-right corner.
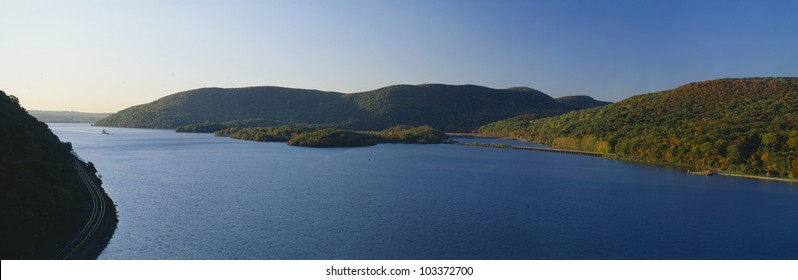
(479, 78), (798, 177)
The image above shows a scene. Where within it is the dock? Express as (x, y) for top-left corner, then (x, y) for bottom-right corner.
(687, 170), (714, 176)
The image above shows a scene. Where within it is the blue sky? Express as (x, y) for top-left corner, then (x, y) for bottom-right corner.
(2, 0), (796, 112)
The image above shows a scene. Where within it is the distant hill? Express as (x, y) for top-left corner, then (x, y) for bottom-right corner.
(28, 110), (111, 123)
(555, 95), (611, 109)
(343, 84), (569, 131)
(95, 86), (360, 129)
(95, 84), (608, 132)
(479, 77), (798, 177)
(1, 91), (115, 259)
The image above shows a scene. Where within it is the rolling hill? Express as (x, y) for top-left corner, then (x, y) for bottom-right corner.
(27, 110), (112, 123)
(95, 84), (607, 132)
(479, 77), (798, 177)
(95, 86), (361, 129)
(342, 84), (570, 131)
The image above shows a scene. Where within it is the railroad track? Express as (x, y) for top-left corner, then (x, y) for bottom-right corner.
(52, 161), (107, 259)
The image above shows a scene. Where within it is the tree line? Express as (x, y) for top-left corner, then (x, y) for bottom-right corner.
(215, 125), (448, 147)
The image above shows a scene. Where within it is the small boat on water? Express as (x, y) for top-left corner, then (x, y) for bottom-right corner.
(102, 129), (109, 135)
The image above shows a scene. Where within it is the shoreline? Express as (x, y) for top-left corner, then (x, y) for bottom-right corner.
(445, 132), (499, 138)
(59, 157), (119, 259)
(714, 172), (798, 183)
(460, 135), (797, 184)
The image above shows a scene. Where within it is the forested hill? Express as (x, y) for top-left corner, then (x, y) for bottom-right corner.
(1, 91), (114, 259)
(95, 86), (360, 129)
(343, 84), (568, 131)
(28, 110), (111, 123)
(94, 84), (606, 132)
(479, 77), (798, 177)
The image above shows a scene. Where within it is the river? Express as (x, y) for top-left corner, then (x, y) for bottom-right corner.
(49, 123), (798, 259)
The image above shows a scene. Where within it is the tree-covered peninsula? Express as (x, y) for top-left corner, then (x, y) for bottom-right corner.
(215, 125), (314, 142)
(215, 125), (448, 147)
(479, 78), (798, 177)
(287, 129), (378, 147)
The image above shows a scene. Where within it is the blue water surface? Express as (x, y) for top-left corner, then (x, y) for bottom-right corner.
(50, 124), (798, 259)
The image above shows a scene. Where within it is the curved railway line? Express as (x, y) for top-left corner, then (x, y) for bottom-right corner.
(52, 161), (108, 259)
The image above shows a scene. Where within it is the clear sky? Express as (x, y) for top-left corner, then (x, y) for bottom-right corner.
(2, 0), (796, 113)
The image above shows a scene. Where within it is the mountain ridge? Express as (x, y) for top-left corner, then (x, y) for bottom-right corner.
(28, 110), (112, 123)
(96, 84), (609, 132)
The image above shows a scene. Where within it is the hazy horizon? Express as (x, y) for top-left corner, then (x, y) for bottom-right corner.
(2, 0), (797, 113)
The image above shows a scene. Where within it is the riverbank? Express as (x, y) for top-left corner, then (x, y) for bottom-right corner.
(79, 158), (118, 259)
(714, 171), (798, 183)
(58, 158), (118, 259)
(453, 137), (611, 157)
(445, 132), (499, 138)
(461, 134), (797, 184)
(684, 169), (798, 183)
